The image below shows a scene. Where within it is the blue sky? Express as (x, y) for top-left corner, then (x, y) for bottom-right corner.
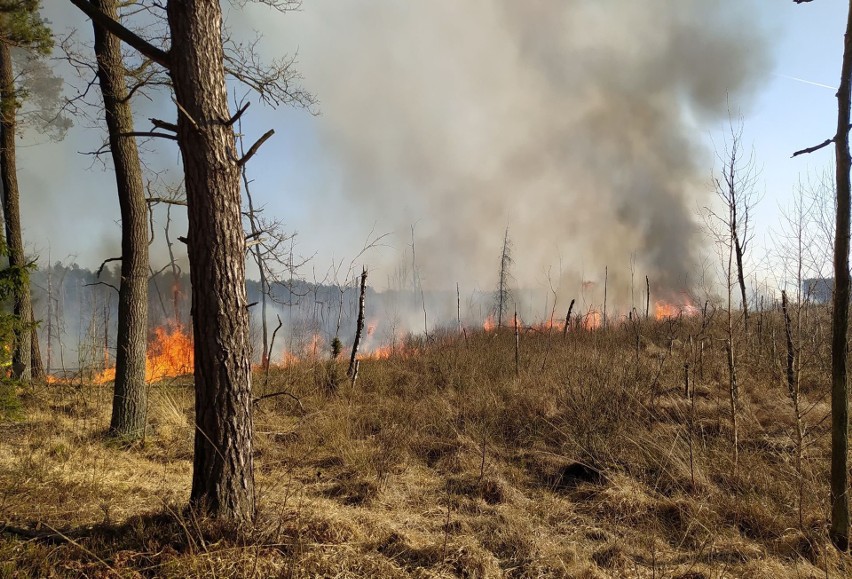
(25, 1), (851, 302)
(743, 1), (841, 247)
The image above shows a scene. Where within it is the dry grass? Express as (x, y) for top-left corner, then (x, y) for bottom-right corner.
(0, 309), (849, 577)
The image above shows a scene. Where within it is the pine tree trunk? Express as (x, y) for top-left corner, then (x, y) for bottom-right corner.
(0, 42), (32, 382)
(167, 0), (255, 523)
(92, 0), (149, 440)
(830, 0), (852, 551)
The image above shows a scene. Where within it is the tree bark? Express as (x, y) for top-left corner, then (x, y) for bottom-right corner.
(830, 0), (852, 551)
(0, 42), (33, 382)
(92, 0), (149, 440)
(167, 0), (255, 523)
(732, 229), (748, 330)
(30, 310), (44, 380)
(347, 267), (367, 379)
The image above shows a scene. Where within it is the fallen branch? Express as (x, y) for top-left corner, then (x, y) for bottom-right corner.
(0, 522), (87, 544)
(252, 390), (304, 412)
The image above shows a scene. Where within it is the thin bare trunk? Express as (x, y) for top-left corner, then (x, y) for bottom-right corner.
(830, 0), (852, 550)
(782, 290), (805, 529)
(727, 228), (739, 475)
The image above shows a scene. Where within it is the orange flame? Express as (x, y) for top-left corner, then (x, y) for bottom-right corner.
(654, 298), (700, 320)
(95, 323), (193, 384)
(582, 310), (602, 330)
(362, 343), (405, 360)
(278, 333), (325, 366)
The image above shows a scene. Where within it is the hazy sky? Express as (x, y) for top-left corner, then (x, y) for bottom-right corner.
(24, 1), (846, 304)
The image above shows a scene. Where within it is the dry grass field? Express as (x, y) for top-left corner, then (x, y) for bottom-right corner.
(1, 309), (850, 578)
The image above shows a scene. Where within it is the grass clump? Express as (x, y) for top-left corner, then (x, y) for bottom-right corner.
(0, 380), (22, 421)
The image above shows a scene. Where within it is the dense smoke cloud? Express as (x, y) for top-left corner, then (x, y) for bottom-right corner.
(34, 0), (774, 326)
(248, 0), (773, 305)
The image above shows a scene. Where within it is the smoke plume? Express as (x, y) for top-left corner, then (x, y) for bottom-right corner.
(249, 0), (773, 306)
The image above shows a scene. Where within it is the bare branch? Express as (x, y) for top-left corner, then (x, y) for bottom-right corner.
(237, 129), (274, 166)
(792, 138), (834, 158)
(117, 131), (178, 141)
(146, 197), (187, 206)
(222, 30), (316, 110)
(96, 256), (122, 278)
(225, 100), (250, 127)
(149, 117), (177, 132)
(68, 0), (171, 68)
(230, 0), (303, 12)
(253, 390), (304, 411)
(84, 281), (120, 293)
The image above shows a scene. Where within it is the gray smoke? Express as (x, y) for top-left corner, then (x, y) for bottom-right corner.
(247, 0), (773, 307)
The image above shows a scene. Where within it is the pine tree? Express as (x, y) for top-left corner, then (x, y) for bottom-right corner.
(0, 1), (54, 381)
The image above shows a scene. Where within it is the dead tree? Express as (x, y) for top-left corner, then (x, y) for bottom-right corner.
(348, 267), (367, 380)
(563, 298), (575, 337)
(645, 276), (650, 319)
(495, 226), (512, 329)
(711, 114), (760, 331)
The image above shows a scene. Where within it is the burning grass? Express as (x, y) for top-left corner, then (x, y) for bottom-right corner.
(0, 308), (848, 577)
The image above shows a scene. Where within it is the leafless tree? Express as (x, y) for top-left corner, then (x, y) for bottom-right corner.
(495, 226), (513, 329)
(708, 113), (761, 331)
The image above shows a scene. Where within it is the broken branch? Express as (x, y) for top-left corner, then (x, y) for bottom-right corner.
(237, 129), (275, 166)
(68, 0), (171, 68)
(225, 101), (251, 127)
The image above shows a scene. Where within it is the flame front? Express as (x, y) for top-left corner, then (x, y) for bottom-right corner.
(95, 323), (193, 384)
(654, 298), (700, 320)
(582, 310), (602, 330)
(483, 315), (497, 332)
